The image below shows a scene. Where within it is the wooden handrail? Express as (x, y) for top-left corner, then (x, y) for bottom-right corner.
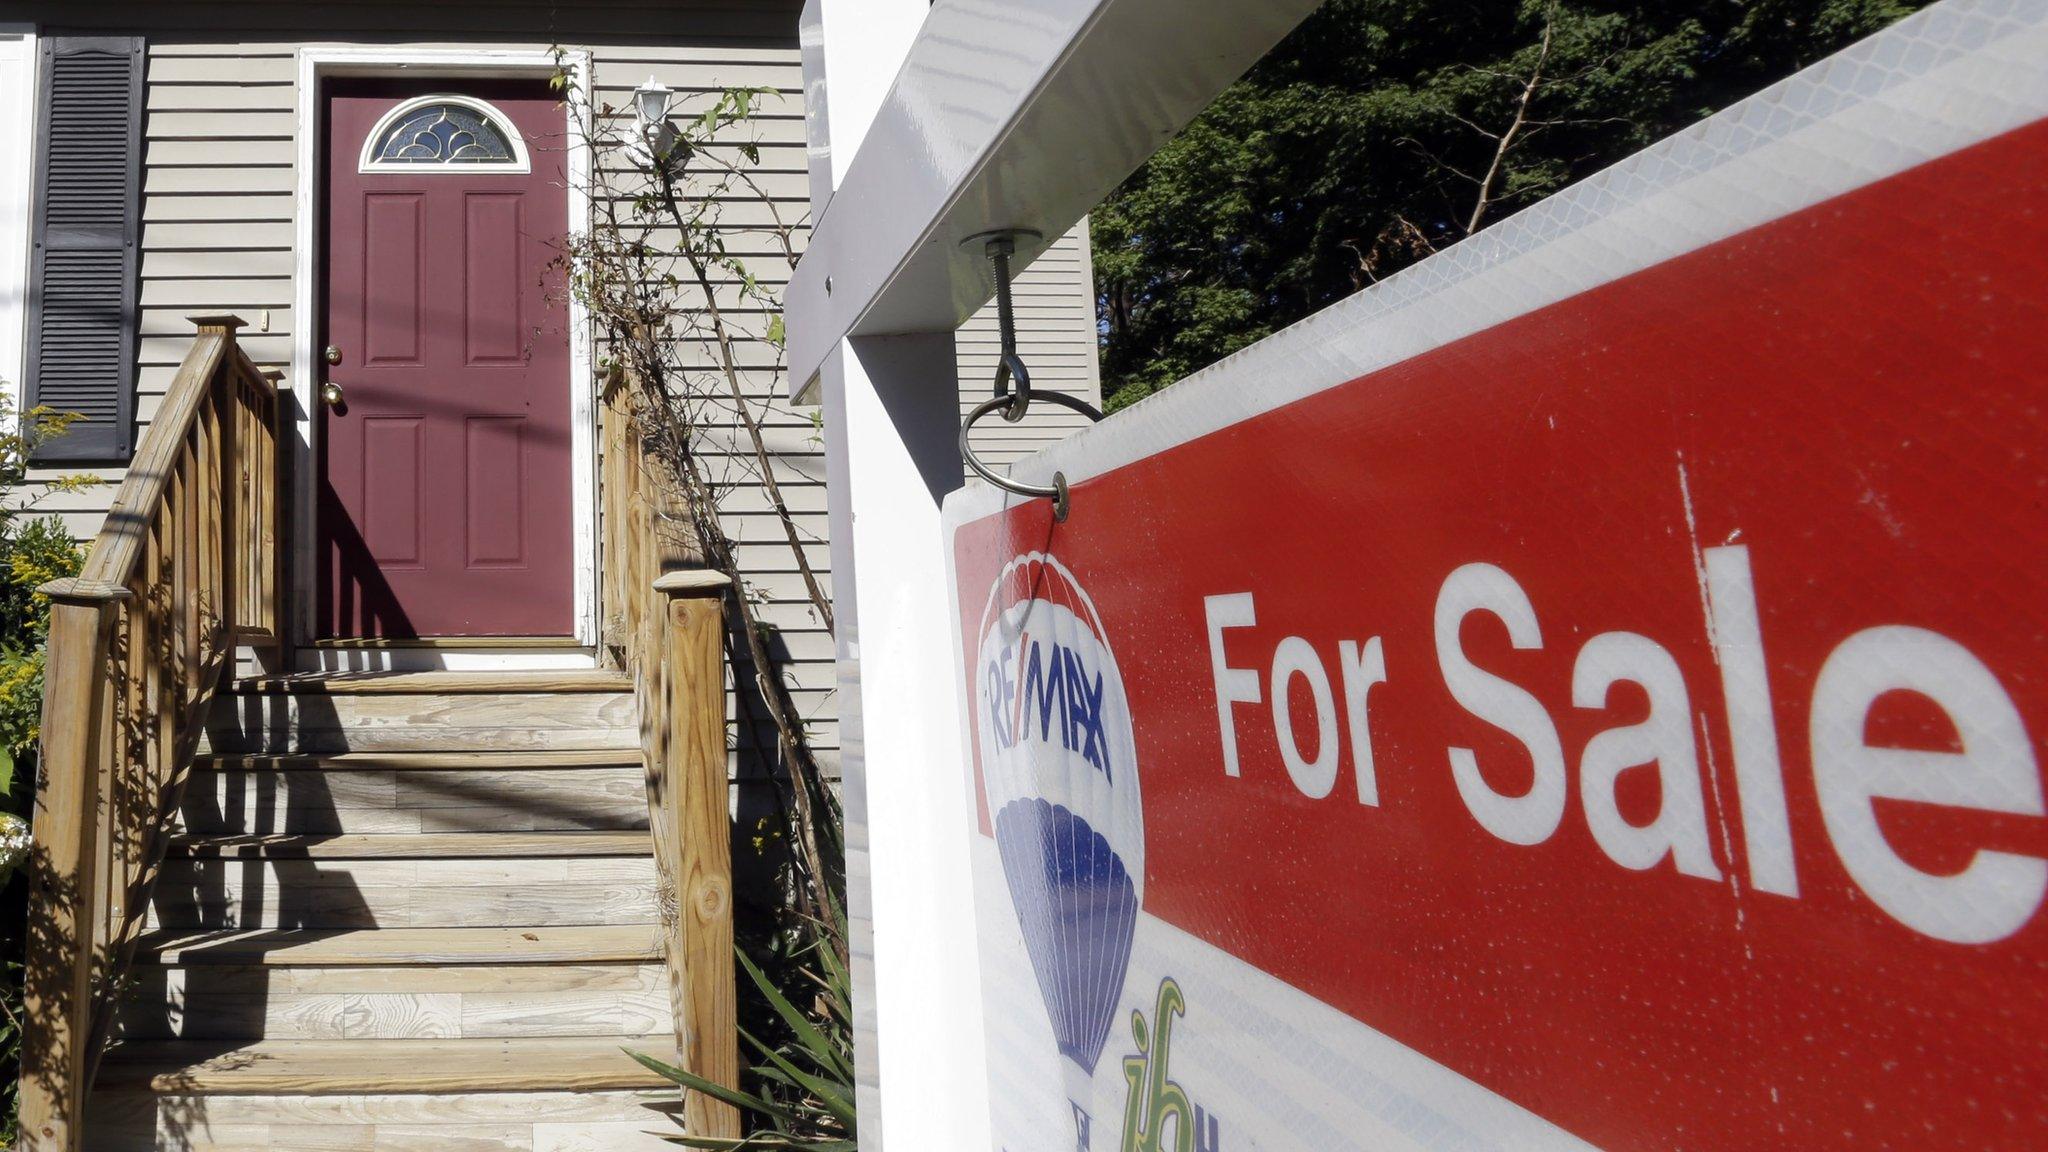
(601, 368), (741, 1139)
(15, 316), (286, 1152)
(75, 329), (229, 588)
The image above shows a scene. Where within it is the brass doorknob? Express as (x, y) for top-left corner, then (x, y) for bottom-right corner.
(320, 381), (345, 409)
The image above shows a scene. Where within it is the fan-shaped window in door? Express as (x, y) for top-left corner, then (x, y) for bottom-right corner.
(359, 95), (530, 173)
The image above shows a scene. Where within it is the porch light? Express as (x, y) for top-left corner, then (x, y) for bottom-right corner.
(634, 76), (674, 131)
(630, 75), (681, 174)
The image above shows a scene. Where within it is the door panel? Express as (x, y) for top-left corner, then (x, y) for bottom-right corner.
(319, 80), (574, 639)
(463, 194), (526, 364)
(360, 416), (425, 566)
(362, 193), (424, 366)
(465, 416), (528, 566)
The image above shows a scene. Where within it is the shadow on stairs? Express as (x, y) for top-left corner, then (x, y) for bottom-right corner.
(90, 670), (688, 1152)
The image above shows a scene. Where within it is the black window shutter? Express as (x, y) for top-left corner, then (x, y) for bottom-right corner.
(26, 35), (144, 462)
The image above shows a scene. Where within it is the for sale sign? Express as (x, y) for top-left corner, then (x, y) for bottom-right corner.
(945, 5), (2048, 1150)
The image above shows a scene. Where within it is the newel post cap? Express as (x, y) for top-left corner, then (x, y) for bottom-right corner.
(186, 313), (248, 337)
(652, 570), (733, 598)
(38, 578), (133, 605)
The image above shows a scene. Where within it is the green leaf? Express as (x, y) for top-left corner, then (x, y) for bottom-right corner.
(741, 1026), (856, 1130)
(623, 1048), (799, 1125)
(739, 951), (850, 1080)
(747, 1062), (801, 1092)
(659, 1123), (843, 1139)
(809, 940), (851, 1023)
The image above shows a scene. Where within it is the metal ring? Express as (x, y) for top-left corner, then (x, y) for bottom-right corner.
(994, 350), (1032, 422)
(959, 390), (1105, 521)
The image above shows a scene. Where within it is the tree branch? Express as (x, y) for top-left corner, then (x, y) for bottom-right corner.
(1465, 1), (1559, 235)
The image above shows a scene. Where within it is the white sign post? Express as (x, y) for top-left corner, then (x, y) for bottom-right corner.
(792, 2), (1317, 1147)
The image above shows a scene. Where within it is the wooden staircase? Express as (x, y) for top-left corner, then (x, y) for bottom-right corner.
(89, 671), (685, 1151)
(19, 321), (738, 1150)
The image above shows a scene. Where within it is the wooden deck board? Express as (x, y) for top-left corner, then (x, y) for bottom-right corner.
(202, 692), (638, 754)
(169, 831), (654, 859)
(115, 985), (670, 1042)
(232, 670), (632, 695)
(197, 750), (640, 772)
(180, 766), (650, 837)
(126, 963), (667, 998)
(97, 1035), (679, 1094)
(144, 877), (660, 931)
(138, 926), (665, 967)
(91, 1089), (684, 1152)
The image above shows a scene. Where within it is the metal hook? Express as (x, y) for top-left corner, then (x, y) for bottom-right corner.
(957, 229), (1103, 522)
(965, 230), (1040, 419)
(994, 350), (1031, 423)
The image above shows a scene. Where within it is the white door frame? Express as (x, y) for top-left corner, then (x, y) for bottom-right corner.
(0, 25), (37, 430)
(290, 47), (596, 669)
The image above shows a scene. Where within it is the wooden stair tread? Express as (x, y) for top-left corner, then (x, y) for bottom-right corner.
(200, 691), (637, 755)
(98, 1035), (677, 1094)
(168, 831), (654, 859)
(232, 669), (630, 695)
(198, 748), (639, 772)
(139, 925), (663, 967)
(94, 661), (682, 1126)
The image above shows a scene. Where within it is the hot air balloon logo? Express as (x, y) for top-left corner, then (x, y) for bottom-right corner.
(975, 553), (1143, 1152)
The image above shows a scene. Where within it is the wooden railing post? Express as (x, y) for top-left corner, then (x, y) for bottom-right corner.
(262, 368), (288, 647)
(649, 569), (739, 1139)
(13, 314), (286, 1145)
(16, 580), (128, 1152)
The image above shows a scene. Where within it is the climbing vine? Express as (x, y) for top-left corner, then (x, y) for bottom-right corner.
(551, 60), (853, 1148)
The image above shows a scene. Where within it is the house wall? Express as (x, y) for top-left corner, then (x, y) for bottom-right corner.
(0, 2), (1106, 772)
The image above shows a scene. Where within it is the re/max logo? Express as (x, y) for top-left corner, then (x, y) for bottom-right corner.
(984, 627), (1115, 782)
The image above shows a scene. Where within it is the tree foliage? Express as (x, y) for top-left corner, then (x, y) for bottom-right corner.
(1093, 0), (1933, 409)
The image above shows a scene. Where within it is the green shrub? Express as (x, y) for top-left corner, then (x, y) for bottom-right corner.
(0, 394), (93, 1144)
(0, 514), (82, 767)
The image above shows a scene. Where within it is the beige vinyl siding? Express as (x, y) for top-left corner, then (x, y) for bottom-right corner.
(8, 2), (1104, 776)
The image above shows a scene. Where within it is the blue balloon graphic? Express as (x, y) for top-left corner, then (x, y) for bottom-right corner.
(976, 554), (1144, 1150)
(993, 797), (1140, 1071)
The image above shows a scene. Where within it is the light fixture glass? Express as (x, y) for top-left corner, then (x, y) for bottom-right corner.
(634, 76), (674, 129)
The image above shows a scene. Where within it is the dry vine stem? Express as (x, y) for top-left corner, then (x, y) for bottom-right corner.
(552, 64), (842, 949)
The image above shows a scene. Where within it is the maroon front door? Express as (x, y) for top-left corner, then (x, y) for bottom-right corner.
(319, 80), (574, 639)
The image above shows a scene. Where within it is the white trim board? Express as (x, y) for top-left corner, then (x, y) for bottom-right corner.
(948, 0), (2048, 524)
(289, 47), (598, 670)
(0, 26), (36, 434)
(297, 646), (601, 673)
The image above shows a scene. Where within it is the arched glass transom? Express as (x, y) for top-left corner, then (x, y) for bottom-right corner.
(358, 95), (530, 173)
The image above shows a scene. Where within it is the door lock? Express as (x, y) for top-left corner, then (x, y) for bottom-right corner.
(324, 345), (343, 366)
(320, 381), (346, 409)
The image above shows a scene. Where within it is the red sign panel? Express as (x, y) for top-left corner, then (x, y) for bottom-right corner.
(952, 118), (2048, 1150)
